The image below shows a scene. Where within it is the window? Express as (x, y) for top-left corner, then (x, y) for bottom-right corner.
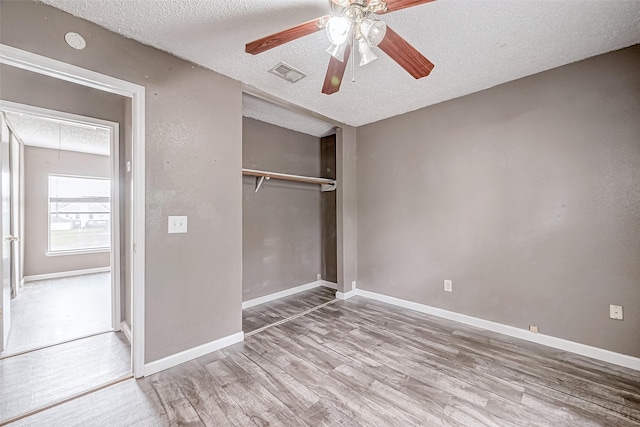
(48, 174), (111, 253)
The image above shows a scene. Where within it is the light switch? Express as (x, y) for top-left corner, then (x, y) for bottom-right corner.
(168, 216), (187, 233)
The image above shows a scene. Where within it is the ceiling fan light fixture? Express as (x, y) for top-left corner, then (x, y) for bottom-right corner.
(326, 42), (348, 62)
(245, 0), (437, 95)
(360, 19), (387, 47)
(358, 38), (378, 66)
(325, 16), (351, 46)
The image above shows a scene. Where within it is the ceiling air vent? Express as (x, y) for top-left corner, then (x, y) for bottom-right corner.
(268, 62), (307, 83)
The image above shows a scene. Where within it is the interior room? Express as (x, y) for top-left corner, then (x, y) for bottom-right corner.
(3, 112), (113, 351)
(0, 0), (638, 425)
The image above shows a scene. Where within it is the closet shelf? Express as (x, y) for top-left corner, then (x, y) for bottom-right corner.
(242, 168), (336, 193)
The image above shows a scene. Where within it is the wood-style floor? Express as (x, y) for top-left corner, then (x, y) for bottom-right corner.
(12, 296), (640, 426)
(0, 332), (131, 424)
(242, 285), (336, 333)
(2, 273), (112, 355)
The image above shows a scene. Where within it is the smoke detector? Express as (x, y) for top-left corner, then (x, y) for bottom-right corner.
(268, 62), (306, 83)
(65, 32), (86, 50)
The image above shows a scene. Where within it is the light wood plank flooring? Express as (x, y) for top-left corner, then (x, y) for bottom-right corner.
(2, 273), (111, 356)
(0, 332), (130, 424)
(12, 296), (640, 426)
(242, 285), (336, 333)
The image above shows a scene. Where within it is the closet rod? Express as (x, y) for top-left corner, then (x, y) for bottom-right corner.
(242, 168), (336, 193)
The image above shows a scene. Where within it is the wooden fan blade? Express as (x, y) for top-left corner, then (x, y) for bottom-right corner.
(246, 15), (329, 55)
(379, 0), (436, 14)
(378, 26), (434, 79)
(322, 44), (352, 95)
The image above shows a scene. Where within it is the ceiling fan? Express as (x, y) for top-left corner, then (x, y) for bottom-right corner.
(245, 0), (436, 95)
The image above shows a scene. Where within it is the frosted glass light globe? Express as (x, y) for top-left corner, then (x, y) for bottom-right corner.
(326, 16), (351, 46)
(361, 19), (387, 47)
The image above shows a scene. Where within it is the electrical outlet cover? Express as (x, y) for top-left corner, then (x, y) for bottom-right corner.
(444, 279), (453, 292)
(168, 216), (188, 233)
(609, 304), (623, 320)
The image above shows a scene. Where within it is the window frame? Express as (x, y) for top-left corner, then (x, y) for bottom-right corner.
(47, 173), (112, 256)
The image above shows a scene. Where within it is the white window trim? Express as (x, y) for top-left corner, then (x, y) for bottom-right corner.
(46, 248), (110, 257)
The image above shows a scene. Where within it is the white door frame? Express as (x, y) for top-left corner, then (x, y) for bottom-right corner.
(0, 44), (146, 377)
(0, 100), (121, 331)
(0, 113), (12, 350)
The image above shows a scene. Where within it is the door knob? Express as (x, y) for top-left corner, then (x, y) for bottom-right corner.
(5, 235), (19, 242)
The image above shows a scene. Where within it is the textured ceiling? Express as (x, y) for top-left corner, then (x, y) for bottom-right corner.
(39, 0), (640, 129)
(5, 112), (110, 156)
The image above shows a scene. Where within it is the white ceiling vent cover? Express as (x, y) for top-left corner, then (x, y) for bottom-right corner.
(268, 62), (306, 83)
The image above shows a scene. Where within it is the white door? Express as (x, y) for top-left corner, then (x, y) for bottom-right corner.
(0, 114), (13, 351)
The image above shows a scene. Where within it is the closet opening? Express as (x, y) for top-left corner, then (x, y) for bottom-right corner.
(241, 92), (338, 335)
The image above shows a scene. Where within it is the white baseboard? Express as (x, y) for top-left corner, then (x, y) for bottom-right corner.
(355, 289), (640, 372)
(144, 331), (244, 376)
(320, 280), (338, 290)
(120, 321), (132, 345)
(243, 280), (336, 309)
(24, 266), (110, 282)
(336, 289), (358, 300)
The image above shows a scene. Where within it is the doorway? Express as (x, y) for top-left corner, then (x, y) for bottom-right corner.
(0, 43), (145, 377)
(0, 105), (132, 424)
(0, 43), (146, 423)
(0, 103), (121, 355)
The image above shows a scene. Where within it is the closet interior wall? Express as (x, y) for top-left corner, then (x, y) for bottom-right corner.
(242, 117), (335, 302)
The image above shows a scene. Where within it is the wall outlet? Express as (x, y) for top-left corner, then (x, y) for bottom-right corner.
(529, 325), (539, 333)
(351, 280), (357, 290)
(444, 279), (453, 293)
(609, 304), (623, 320)
(168, 216), (188, 233)
(317, 273), (322, 281)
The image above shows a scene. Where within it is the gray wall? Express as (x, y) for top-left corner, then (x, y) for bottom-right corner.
(23, 146), (110, 276)
(1, 1), (243, 363)
(357, 46), (640, 357)
(0, 65), (126, 125)
(242, 118), (321, 301)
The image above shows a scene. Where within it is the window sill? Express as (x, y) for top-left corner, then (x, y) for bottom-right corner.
(46, 248), (110, 257)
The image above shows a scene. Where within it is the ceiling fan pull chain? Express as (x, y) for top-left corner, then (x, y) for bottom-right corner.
(352, 47), (356, 83)
(352, 33), (356, 83)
